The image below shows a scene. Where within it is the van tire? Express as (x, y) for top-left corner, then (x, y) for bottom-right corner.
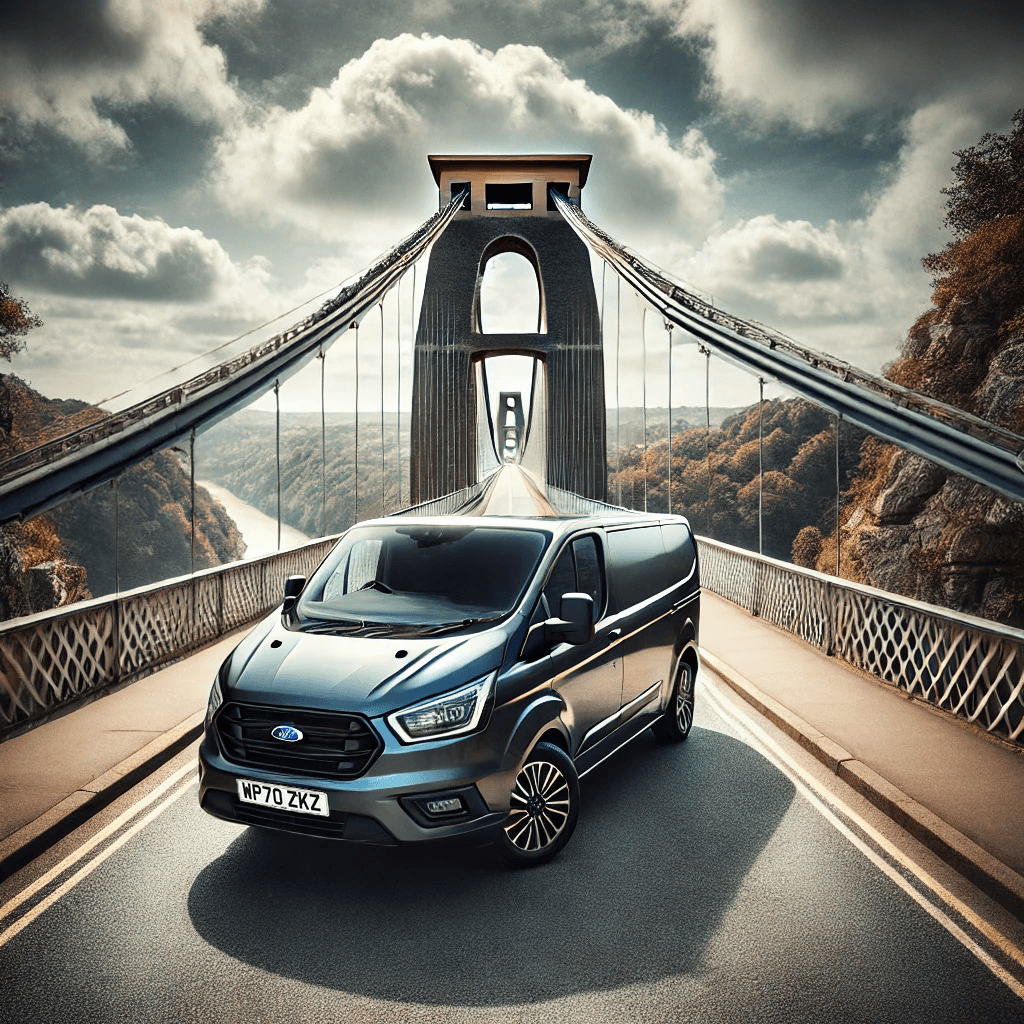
(653, 660), (694, 744)
(495, 742), (579, 866)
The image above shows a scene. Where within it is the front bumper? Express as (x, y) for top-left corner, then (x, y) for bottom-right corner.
(197, 722), (516, 846)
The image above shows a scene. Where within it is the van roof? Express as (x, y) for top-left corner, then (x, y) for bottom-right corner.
(353, 511), (693, 540)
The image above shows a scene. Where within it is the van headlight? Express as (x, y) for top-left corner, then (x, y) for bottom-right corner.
(205, 677), (224, 729)
(386, 674), (494, 744)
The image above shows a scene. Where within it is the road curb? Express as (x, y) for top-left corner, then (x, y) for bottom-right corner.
(0, 710), (204, 883)
(699, 647), (1024, 921)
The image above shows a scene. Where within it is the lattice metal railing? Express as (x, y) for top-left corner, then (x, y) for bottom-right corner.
(0, 537), (337, 738)
(697, 537), (1024, 746)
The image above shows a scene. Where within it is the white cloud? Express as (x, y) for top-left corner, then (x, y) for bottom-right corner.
(0, 0), (263, 155)
(662, 0), (1024, 131)
(0, 201), (293, 404)
(690, 215), (846, 291)
(211, 34), (724, 251)
(0, 203), (254, 301)
(675, 209), (926, 378)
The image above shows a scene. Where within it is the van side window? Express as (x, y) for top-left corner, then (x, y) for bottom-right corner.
(572, 536), (604, 619)
(542, 535), (605, 623)
(606, 527), (669, 611)
(661, 523), (696, 585)
(543, 545), (577, 614)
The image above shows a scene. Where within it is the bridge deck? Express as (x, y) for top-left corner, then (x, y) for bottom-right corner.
(2, 587), (1022, 887)
(473, 465), (558, 517)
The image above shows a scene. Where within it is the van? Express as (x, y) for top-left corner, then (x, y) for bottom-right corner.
(198, 512), (700, 865)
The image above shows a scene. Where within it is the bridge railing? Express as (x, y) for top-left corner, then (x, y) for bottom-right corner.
(389, 468), (500, 518)
(544, 484), (629, 517)
(0, 471), (504, 740)
(698, 537), (1024, 747)
(0, 537), (338, 740)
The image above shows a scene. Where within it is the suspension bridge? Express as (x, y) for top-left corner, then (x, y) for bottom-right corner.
(0, 151), (1019, 731)
(1, 150), (1023, 748)
(3, 154), (1024, 1017)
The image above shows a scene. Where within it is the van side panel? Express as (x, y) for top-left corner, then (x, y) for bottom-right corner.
(606, 526), (677, 709)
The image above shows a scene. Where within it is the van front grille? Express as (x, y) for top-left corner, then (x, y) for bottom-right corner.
(216, 702), (383, 780)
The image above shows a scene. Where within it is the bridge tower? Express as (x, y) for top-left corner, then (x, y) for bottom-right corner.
(409, 154), (607, 503)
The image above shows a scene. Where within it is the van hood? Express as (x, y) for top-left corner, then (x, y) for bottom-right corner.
(224, 617), (508, 718)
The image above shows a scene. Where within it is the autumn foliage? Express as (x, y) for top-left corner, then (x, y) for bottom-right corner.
(607, 399), (866, 564)
(0, 282), (42, 362)
(825, 109), (1024, 624)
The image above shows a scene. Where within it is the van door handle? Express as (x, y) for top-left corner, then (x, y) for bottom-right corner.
(607, 628), (622, 639)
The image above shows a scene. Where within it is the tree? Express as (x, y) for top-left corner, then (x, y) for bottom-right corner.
(938, 108), (1024, 241)
(898, 108), (1024, 379)
(0, 282), (42, 361)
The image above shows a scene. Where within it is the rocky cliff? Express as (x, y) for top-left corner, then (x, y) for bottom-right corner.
(821, 112), (1024, 626)
(830, 318), (1024, 626)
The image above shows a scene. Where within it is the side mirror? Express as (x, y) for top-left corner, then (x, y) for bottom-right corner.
(282, 575), (306, 614)
(545, 592), (595, 646)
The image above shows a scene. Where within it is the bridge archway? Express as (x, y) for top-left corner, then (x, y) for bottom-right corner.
(474, 236), (547, 336)
(409, 207), (606, 503)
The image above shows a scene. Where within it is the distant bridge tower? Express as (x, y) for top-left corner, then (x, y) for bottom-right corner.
(409, 154), (607, 503)
(498, 391), (526, 461)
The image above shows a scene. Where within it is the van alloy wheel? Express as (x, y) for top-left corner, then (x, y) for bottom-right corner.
(653, 660), (695, 744)
(497, 742), (579, 866)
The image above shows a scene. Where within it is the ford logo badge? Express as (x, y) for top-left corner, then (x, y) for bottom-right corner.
(271, 725), (303, 742)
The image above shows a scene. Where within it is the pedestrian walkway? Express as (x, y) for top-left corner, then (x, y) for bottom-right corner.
(0, 635), (238, 876)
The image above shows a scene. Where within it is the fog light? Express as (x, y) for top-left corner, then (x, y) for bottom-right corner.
(424, 797), (464, 816)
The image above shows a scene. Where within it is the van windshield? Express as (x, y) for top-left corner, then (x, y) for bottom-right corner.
(297, 524), (549, 634)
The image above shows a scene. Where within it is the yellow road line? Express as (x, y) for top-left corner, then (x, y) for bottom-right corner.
(0, 769), (197, 946)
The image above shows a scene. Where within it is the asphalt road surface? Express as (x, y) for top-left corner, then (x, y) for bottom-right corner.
(2, 673), (1023, 1024)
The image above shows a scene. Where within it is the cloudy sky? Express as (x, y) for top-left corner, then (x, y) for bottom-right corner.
(1, 0), (1022, 415)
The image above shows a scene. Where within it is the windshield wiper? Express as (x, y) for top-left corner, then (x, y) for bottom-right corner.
(298, 616), (502, 638)
(357, 579), (393, 594)
(407, 616), (504, 637)
(299, 618), (366, 635)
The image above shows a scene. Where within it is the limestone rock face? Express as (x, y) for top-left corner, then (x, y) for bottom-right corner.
(24, 561), (90, 614)
(0, 521), (92, 620)
(870, 451), (947, 525)
(835, 324), (1024, 627)
(975, 339), (1024, 433)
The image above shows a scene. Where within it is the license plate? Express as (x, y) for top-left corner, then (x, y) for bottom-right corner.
(236, 779), (330, 817)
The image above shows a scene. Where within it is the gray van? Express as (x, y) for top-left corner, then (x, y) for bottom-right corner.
(198, 512), (700, 865)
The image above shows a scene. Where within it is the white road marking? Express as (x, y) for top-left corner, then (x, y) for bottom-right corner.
(699, 671), (1024, 999)
(0, 768), (197, 948)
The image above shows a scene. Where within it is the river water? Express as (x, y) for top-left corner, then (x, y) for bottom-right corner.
(199, 480), (312, 559)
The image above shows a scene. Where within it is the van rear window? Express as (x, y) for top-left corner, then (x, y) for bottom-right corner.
(606, 527), (669, 610)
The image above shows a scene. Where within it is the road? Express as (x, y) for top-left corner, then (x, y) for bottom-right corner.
(2, 671), (1023, 1024)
